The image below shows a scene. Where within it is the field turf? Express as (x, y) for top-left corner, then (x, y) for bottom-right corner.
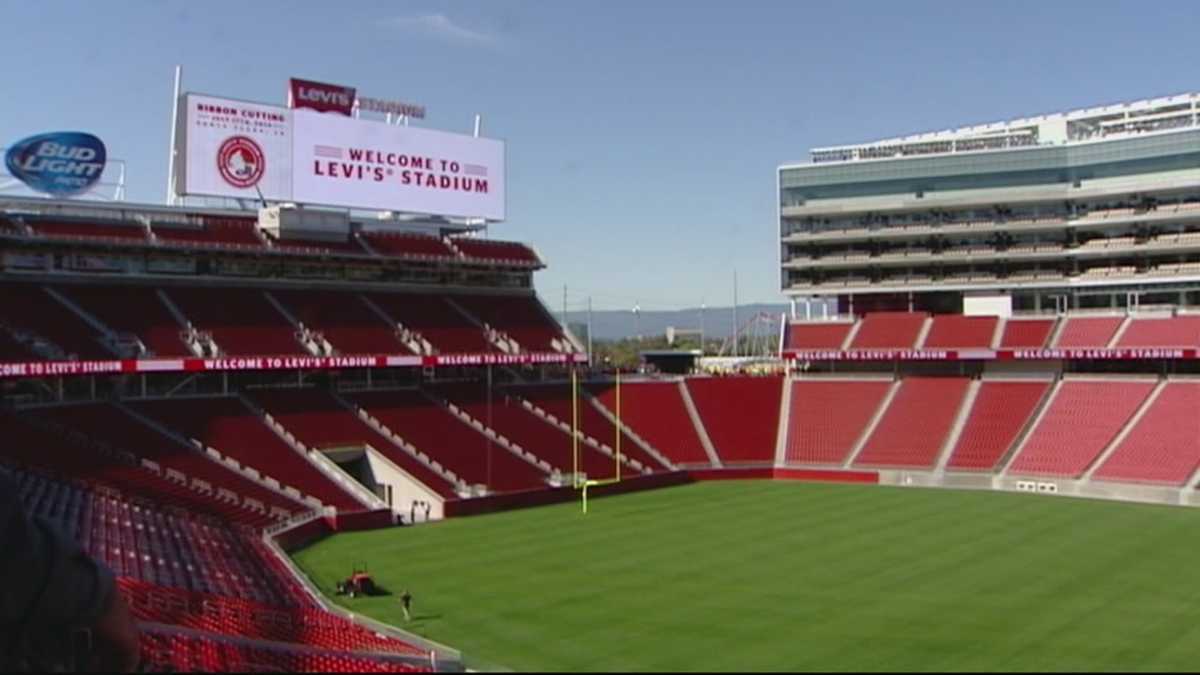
(291, 481), (1200, 671)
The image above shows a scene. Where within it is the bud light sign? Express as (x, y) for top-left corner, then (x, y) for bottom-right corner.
(4, 132), (107, 197)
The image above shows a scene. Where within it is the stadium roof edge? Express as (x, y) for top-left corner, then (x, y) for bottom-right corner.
(779, 91), (1200, 169)
(0, 194), (491, 234)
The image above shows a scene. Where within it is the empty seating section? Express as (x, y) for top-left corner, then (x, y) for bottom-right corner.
(167, 287), (304, 355)
(31, 219), (147, 242)
(999, 319), (1054, 348)
(12, 469), (302, 605)
(593, 382), (709, 466)
(27, 403), (304, 518)
(7, 412), (436, 672)
(59, 285), (190, 357)
(452, 294), (566, 352)
(0, 284), (113, 359)
(450, 237), (540, 264)
(513, 384), (666, 472)
(348, 389), (548, 492)
(1093, 382), (1200, 485)
(272, 289), (407, 355)
(129, 397), (364, 511)
(921, 315), (998, 349)
(1115, 316), (1200, 348)
(853, 378), (969, 468)
(1054, 316), (1123, 348)
(367, 292), (492, 353)
(1007, 380), (1155, 477)
(1, 413), (283, 528)
(119, 578), (424, 655)
(684, 377), (782, 464)
(251, 387), (456, 498)
(0, 282), (569, 360)
(786, 380), (891, 465)
(945, 381), (1049, 471)
(363, 232), (457, 259)
(434, 383), (620, 479)
(139, 630), (428, 673)
(785, 322), (852, 350)
(153, 219), (263, 248)
(848, 312), (928, 349)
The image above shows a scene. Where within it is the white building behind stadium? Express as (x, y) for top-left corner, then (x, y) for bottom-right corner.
(779, 93), (1200, 318)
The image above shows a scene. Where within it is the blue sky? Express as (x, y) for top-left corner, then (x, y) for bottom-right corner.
(2, 1), (1198, 311)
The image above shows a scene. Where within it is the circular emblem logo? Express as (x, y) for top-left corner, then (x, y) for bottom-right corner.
(216, 136), (265, 189)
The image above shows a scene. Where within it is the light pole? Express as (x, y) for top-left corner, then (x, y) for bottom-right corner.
(699, 303), (706, 354)
(633, 304), (641, 342)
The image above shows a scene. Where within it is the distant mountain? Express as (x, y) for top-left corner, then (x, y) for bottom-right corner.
(556, 304), (789, 341)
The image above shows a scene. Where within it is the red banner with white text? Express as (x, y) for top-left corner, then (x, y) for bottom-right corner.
(0, 352), (588, 380)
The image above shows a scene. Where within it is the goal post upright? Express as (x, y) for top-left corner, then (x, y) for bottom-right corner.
(581, 369), (626, 514)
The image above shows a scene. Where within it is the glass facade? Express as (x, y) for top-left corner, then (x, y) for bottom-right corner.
(780, 128), (1200, 204)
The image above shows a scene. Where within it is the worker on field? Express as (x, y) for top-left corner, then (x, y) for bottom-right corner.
(399, 589), (413, 622)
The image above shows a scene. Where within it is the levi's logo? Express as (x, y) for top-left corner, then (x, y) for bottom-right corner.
(298, 86), (352, 107)
(289, 78), (356, 116)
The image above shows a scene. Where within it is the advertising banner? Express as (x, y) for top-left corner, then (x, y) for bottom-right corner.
(291, 109), (505, 220)
(0, 351), (587, 381)
(4, 132), (106, 196)
(179, 94), (293, 201)
(177, 94), (504, 220)
(782, 347), (1196, 362)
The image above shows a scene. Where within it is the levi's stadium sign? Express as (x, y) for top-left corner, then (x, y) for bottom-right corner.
(0, 351), (587, 381)
(781, 347), (1195, 361)
(4, 132), (107, 197)
(177, 93), (503, 220)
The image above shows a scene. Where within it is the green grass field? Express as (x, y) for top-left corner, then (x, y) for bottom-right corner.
(291, 481), (1200, 672)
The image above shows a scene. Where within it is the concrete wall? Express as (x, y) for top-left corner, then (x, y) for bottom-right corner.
(363, 447), (446, 521)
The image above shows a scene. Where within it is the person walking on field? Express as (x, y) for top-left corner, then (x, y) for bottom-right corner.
(399, 589), (413, 621)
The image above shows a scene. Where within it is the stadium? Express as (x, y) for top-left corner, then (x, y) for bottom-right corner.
(8, 57), (1200, 672)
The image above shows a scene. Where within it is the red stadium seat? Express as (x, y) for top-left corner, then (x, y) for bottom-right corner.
(348, 388), (551, 491)
(921, 315), (998, 349)
(1093, 382), (1200, 485)
(1007, 380), (1155, 477)
(1054, 316), (1124, 348)
(592, 381), (710, 466)
(998, 319), (1055, 349)
(786, 380), (891, 465)
(848, 312), (929, 350)
(684, 377), (782, 465)
(853, 377), (970, 468)
(129, 397), (367, 511)
(784, 322), (853, 350)
(945, 381), (1049, 471)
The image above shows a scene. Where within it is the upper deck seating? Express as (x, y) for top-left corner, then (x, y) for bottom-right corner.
(848, 312), (928, 350)
(921, 315), (998, 349)
(784, 322), (852, 350)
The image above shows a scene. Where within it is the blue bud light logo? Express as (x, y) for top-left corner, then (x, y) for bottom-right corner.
(4, 132), (107, 197)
